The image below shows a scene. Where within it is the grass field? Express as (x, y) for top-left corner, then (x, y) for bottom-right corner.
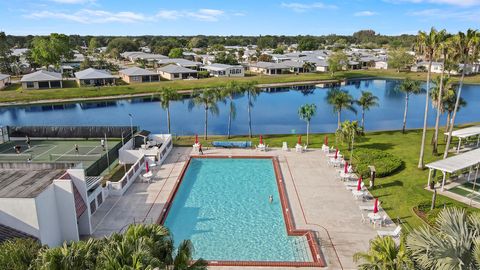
(3, 69), (480, 104)
(0, 139), (120, 168)
(173, 124), (480, 229)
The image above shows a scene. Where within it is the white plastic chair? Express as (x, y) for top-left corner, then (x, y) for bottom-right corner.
(377, 226), (401, 238)
(282, 142), (288, 151)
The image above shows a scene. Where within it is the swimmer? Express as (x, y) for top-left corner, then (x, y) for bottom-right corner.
(269, 195), (273, 203)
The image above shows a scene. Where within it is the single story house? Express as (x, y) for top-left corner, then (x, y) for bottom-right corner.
(157, 58), (202, 70)
(202, 63), (245, 77)
(157, 64), (198, 80)
(374, 61), (388, 70)
(282, 60), (308, 73)
(0, 74), (11, 90)
(20, 70), (63, 90)
(119, 67), (160, 84)
(75, 68), (116, 86)
(249, 62), (291, 75)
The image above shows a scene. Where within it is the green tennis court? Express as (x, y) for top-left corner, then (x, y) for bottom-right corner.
(449, 181), (480, 203)
(0, 139), (121, 168)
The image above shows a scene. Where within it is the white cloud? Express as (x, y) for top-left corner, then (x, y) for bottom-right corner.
(49, 0), (96, 4)
(156, 9), (225, 21)
(385, 0), (480, 7)
(281, 2), (337, 12)
(26, 9), (151, 23)
(409, 8), (480, 22)
(354, 11), (378, 16)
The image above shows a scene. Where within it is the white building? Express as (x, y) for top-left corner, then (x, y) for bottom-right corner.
(202, 63), (245, 77)
(0, 74), (11, 90)
(20, 70), (63, 90)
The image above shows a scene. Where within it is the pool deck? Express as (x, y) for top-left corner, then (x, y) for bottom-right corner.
(92, 147), (393, 269)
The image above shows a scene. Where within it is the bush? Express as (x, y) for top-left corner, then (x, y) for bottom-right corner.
(198, 70), (210, 79)
(352, 148), (403, 178)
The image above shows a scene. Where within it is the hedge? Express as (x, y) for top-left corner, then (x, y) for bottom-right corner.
(352, 148), (403, 178)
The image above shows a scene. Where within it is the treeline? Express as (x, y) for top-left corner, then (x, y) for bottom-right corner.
(3, 30), (416, 51)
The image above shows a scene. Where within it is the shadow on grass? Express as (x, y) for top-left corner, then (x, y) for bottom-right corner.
(359, 142), (396, 151)
(377, 180), (404, 189)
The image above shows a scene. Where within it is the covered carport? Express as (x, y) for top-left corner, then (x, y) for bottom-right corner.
(445, 126), (480, 153)
(426, 148), (480, 191)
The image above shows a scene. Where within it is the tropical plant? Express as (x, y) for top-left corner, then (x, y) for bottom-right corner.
(397, 78), (423, 133)
(302, 62), (316, 73)
(189, 88), (221, 140)
(328, 51), (348, 76)
(0, 238), (41, 270)
(356, 91), (379, 131)
(335, 120), (362, 151)
(352, 148), (403, 178)
(416, 27), (447, 168)
(171, 240), (208, 270)
(159, 87), (181, 134)
(243, 81), (260, 138)
(222, 81), (243, 139)
(354, 236), (413, 270)
(298, 103), (317, 146)
(407, 207), (480, 269)
(444, 29), (479, 159)
(443, 87), (467, 136)
(325, 88), (357, 129)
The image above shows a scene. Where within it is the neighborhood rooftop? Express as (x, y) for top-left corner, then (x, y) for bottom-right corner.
(157, 64), (197, 73)
(20, 70), (62, 82)
(75, 68), (116, 80)
(119, 67), (157, 76)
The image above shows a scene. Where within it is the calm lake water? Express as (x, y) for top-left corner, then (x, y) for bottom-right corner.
(0, 79), (479, 135)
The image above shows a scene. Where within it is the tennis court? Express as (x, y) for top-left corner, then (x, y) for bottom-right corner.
(0, 139), (121, 168)
(449, 182), (480, 203)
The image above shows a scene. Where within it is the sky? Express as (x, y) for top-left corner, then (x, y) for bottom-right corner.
(0, 0), (479, 36)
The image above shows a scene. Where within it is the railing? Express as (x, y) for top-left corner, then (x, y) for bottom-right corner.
(107, 156), (145, 196)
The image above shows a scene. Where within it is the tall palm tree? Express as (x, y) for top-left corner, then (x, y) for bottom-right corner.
(444, 29), (479, 159)
(353, 236), (413, 270)
(243, 81), (260, 138)
(416, 27), (447, 169)
(189, 88), (221, 140)
(325, 88), (357, 130)
(298, 103), (317, 146)
(356, 91), (379, 131)
(443, 88), (467, 137)
(407, 208), (480, 269)
(335, 120), (362, 151)
(159, 87), (181, 134)
(397, 78), (423, 134)
(222, 81), (243, 139)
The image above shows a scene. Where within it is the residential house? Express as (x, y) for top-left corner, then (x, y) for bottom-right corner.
(157, 58), (203, 70)
(75, 68), (116, 86)
(121, 52), (168, 63)
(202, 63), (245, 77)
(20, 70), (63, 89)
(157, 64), (198, 80)
(375, 61), (388, 70)
(249, 62), (291, 75)
(0, 74), (11, 90)
(119, 67), (160, 84)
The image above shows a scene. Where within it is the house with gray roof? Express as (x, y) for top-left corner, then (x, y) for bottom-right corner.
(75, 68), (116, 86)
(201, 63), (244, 77)
(0, 74), (11, 90)
(157, 64), (197, 80)
(249, 61), (291, 75)
(119, 67), (159, 84)
(20, 70), (63, 89)
(157, 58), (202, 70)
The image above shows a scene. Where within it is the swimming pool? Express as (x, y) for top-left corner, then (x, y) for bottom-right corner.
(161, 157), (323, 267)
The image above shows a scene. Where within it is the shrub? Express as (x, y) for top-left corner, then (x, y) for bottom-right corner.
(198, 70), (210, 79)
(352, 148), (403, 178)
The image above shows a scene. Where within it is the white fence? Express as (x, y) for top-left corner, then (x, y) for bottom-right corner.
(107, 156), (145, 196)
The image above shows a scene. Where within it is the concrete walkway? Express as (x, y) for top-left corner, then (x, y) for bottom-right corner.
(92, 146), (392, 269)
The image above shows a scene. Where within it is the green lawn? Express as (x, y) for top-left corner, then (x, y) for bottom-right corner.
(173, 125), (480, 229)
(3, 69), (480, 104)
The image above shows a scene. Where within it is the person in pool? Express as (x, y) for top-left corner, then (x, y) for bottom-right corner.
(269, 195), (273, 203)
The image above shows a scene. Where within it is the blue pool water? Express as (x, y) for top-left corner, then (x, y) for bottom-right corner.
(164, 158), (311, 262)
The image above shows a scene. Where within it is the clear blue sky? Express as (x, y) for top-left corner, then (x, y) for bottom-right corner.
(1, 0), (479, 36)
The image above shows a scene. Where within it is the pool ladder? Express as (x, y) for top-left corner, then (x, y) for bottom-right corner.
(291, 236), (310, 261)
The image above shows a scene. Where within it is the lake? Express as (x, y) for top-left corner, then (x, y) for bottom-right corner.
(0, 79), (478, 135)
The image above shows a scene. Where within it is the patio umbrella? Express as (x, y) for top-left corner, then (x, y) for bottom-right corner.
(357, 176), (362, 191)
(195, 134), (198, 144)
(145, 161), (149, 173)
(373, 198), (379, 214)
(297, 135), (302, 145)
(325, 136), (328, 146)
(344, 161), (349, 174)
(334, 148), (339, 159)
(259, 135), (263, 145)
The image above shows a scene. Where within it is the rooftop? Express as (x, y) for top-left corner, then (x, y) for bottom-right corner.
(0, 223), (37, 243)
(157, 58), (201, 67)
(0, 169), (65, 198)
(157, 64), (197, 74)
(0, 73), (10, 81)
(119, 67), (157, 76)
(203, 63), (242, 71)
(75, 68), (116, 80)
(20, 70), (62, 82)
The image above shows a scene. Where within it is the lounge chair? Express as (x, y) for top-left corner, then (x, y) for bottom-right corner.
(359, 202), (381, 211)
(282, 142), (288, 151)
(377, 226), (401, 238)
(347, 182), (365, 191)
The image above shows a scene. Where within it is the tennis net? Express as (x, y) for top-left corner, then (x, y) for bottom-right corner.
(0, 153), (33, 161)
(50, 153), (102, 162)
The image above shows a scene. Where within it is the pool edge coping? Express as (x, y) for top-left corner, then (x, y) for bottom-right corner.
(156, 155), (326, 268)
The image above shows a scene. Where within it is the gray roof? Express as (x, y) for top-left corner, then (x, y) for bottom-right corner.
(0, 74), (10, 81)
(75, 68), (116, 80)
(157, 58), (201, 67)
(426, 148), (480, 173)
(21, 70), (62, 82)
(282, 60), (304, 68)
(157, 64), (197, 74)
(0, 169), (65, 198)
(203, 63), (243, 71)
(0, 223), (37, 243)
(119, 67), (157, 76)
(250, 61), (290, 69)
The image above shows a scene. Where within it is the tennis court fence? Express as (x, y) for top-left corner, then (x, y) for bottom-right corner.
(7, 125), (138, 139)
(85, 133), (133, 176)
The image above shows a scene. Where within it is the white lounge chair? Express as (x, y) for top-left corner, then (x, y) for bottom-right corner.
(377, 226), (401, 238)
(347, 182), (365, 190)
(282, 142), (288, 151)
(359, 202), (381, 211)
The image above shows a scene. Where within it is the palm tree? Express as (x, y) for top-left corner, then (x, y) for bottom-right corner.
(159, 87), (181, 134)
(444, 29), (479, 159)
(298, 104), (317, 146)
(407, 208), (480, 269)
(171, 240), (207, 270)
(443, 88), (467, 137)
(353, 236), (413, 270)
(397, 78), (423, 134)
(356, 91), (379, 131)
(0, 238), (41, 270)
(189, 88), (221, 140)
(335, 120), (362, 151)
(416, 27), (447, 169)
(325, 88), (357, 130)
(222, 81), (243, 139)
(243, 81), (260, 138)
(302, 62), (316, 73)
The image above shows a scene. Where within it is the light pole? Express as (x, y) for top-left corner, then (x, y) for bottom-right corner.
(128, 113), (134, 138)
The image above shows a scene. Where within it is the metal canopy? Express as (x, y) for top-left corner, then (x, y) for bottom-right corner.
(444, 126), (480, 139)
(426, 148), (480, 173)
